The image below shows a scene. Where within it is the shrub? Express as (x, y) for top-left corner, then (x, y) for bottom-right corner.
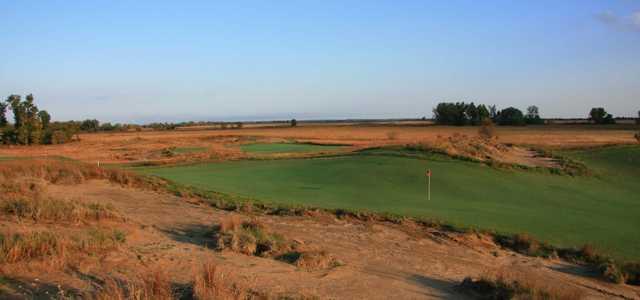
(478, 118), (496, 140)
(598, 260), (626, 284)
(635, 132), (640, 144)
(193, 262), (244, 300)
(214, 216), (288, 257)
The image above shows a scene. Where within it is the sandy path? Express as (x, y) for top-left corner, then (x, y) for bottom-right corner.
(43, 181), (640, 299)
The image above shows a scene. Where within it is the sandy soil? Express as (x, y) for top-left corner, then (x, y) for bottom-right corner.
(2, 180), (636, 299)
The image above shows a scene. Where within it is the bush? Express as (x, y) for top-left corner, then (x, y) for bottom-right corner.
(599, 260), (626, 284)
(478, 118), (496, 140)
(589, 107), (615, 124)
(635, 132), (640, 144)
(193, 262), (244, 300)
(214, 217), (287, 257)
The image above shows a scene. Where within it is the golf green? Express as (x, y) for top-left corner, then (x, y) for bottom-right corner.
(138, 145), (640, 259)
(240, 143), (345, 154)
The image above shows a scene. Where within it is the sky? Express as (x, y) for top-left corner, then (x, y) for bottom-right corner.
(1, 0), (639, 123)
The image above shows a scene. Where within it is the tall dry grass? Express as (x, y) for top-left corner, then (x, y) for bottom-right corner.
(1, 196), (122, 223)
(94, 269), (173, 300)
(460, 267), (587, 300)
(193, 262), (245, 300)
(0, 228), (126, 264)
(0, 158), (154, 188)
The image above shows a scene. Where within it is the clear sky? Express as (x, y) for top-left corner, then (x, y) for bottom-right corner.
(1, 1), (639, 123)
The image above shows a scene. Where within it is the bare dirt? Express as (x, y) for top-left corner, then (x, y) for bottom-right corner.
(3, 180), (638, 299)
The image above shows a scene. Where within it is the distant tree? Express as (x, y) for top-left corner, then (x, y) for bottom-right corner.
(477, 104), (490, 124)
(433, 102), (489, 126)
(524, 105), (544, 125)
(433, 102), (468, 125)
(488, 105), (498, 120)
(589, 107), (615, 124)
(38, 110), (51, 130)
(0, 101), (7, 128)
(291, 119), (297, 127)
(496, 107), (525, 126)
(637, 110), (640, 125)
(235, 122), (243, 129)
(80, 119), (100, 132)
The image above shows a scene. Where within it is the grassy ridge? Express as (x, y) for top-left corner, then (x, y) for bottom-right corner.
(137, 145), (640, 259)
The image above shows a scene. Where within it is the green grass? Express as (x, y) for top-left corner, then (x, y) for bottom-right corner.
(172, 147), (207, 154)
(137, 145), (640, 260)
(240, 143), (345, 154)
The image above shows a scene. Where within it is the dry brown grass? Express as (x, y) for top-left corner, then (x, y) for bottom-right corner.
(289, 250), (340, 270)
(0, 231), (67, 263)
(1, 196), (122, 224)
(0, 159), (150, 188)
(0, 228), (125, 264)
(215, 217), (286, 257)
(94, 269), (173, 300)
(193, 262), (245, 300)
(460, 267), (587, 300)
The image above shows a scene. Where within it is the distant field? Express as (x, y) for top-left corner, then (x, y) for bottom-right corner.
(240, 143), (345, 154)
(0, 124), (636, 163)
(138, 145), (640, 259)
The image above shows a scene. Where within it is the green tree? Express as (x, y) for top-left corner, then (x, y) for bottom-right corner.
(80, 119), (100, 132)
(38, 110), (51, 130)
(488, 105), (498, 120)
(589, 108), (615, 124)
(0, 101), (7, 128)
(496, 107), (525, 126)
(291, 119), (297, 127)
(524, 105), (544, 125)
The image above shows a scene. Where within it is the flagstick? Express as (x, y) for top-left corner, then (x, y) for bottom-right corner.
(428, 174), (431, 201)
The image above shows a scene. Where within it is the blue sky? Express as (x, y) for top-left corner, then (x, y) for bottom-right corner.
(1, 1), (639, 123)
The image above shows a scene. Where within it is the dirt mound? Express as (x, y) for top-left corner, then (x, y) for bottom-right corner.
(433, 133), (559, 168)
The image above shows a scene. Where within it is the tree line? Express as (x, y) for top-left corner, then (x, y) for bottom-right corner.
(0, 94), (76, 145)
(433, 102), (627, 126)
(432, 102), (543, 126)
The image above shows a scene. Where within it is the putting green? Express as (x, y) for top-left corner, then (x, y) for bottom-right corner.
(138, 146), (640, 259)
(240, 143), (344, 154)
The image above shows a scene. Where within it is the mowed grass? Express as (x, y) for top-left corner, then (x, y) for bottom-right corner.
(138, 145), (640, 259)
(240, 143), (345, 154)
(173, 147), (207, 154)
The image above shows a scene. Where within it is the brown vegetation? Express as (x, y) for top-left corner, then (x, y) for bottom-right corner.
(458, 268), (586, 300)
(94, 269), (174, 300)
(193, 262), (245, 300)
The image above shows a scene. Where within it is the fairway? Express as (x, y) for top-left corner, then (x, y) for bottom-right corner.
(240, 143), (345, 154)
(139, 146), (640, 259)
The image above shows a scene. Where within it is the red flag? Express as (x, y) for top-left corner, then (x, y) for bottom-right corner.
(426, 169), (432, 177)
